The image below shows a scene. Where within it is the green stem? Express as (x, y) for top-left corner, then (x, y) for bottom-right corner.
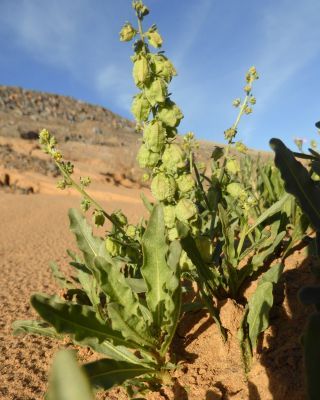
(55, 162), (128, 236)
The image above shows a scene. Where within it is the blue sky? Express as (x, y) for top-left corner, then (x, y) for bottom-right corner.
(0, 0), (319, 150)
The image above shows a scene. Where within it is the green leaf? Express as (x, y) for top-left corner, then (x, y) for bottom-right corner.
(260, 263), (284, 285)
(246, 282), (273, 350)
(240, 263), (284, 369)
(160, 240), (182, 355)
(47, 350), (94, 400)
(126, 278), (148, 293)
(270, 138), (320, 230)
(12, 320), (61, 339)
(31, 294), (131, 350)
(49, 262), (74, 289)
(68, 209), (107, 271)
(141, 205), (180, 339)
(246, 193), (290, 236)
(93, 257), (155, 348)
(84, 359), (155, 390)
(250, 232), (285, 272)
(78, 270), (100, 308)
(180, 234), (226, 339)
(140, 192), (153, 213)
(31, 294), (143, 365)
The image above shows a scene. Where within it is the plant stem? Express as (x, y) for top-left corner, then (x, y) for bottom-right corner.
(55, 162), (128, 236)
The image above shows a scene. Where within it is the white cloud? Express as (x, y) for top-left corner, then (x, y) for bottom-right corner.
(95, 64), (133, 112)
(0, 0), (92, 69)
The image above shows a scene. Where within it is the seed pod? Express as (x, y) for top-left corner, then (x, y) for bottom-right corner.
(162, 144), (186, 172)
(93, 210), (105, 227)
(126, 224), (137, 238)
(137, 144), (161, 168)
(157, 100), (183, 128)
(175, 198), (197, 222)
(105, 237), (121, 257)
(119, 23), (137, 42)
(163, 205), (176, 228)
(176, 174), (195, 194)
(151, 172), (176, 202)
(146, 29), (163, 48)
(227, 182), (246, 200)
(143, 120), (166, 153)
(145, 78), (167, 106)
(112, 210), (128, 226)
(179, 250), (194, 271)
(131, 93), (151, 121)
(235, 142), (248, 153)
(196, 236), (213, 263)
(133, 55), (150, 86)
(150, 54), (177, 82)
(226, 159), (240, 174)
(168, 227), (179, 241)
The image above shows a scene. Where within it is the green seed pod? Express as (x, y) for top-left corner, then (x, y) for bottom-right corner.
(151, 173), (177, 202)
(143, 120), (166, 153)
(133, 55), (150, 86)
(119, 23), (137, 42)
(93, 210), (105, 227)
(157, 100), (184, 128)
(168, 227), (179, 241)
(105, 237), (121, 257)
(137, 144), (160, 168)
(112, 210), (128, 226)
(195, 236), (213, 263)
(235, 141), (248, 153)
(150, 54), (177, 82)
(162, 144), (186, 173)
(145, 78), (167, 106)
(179, 250), (194, 272)
(175, 198), (197, 222)
(126, 224), (137, 238)
(224, 127), (237, 141)
(226, 159), (240, 174)
(227, 182), (246, 200)
(146, 29), (163, 48)
(163, 205), (176, 228)
(176, 174), (195, 194)
(131, 93), (151, 121)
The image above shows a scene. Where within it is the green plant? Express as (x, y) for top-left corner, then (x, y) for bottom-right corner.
(270, 125), (320, 399)
(14, 204), (181, 397)
(12, 1), (311, 397)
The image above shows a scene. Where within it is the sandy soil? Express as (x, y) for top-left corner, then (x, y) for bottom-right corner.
(0, 157), (318, 400)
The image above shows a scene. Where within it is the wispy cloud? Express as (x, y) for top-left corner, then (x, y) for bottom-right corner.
(95, 64), (133, 112)
(252, 0), (320, 118)
(171, 0), (214, 67)
(0, 0), (92, 69)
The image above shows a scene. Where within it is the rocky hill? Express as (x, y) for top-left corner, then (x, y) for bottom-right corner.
(0, 85), (267, 194)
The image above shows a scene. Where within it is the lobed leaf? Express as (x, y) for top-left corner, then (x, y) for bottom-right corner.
(270, 139), (320, 230)
(12, 320), (61, 339)
(68, 208), (109, 271)
(141, 204), (178, 338)
(30, 294), (138, 354)
(84, 359), (156, 390)
(93, 257), (155, 348)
